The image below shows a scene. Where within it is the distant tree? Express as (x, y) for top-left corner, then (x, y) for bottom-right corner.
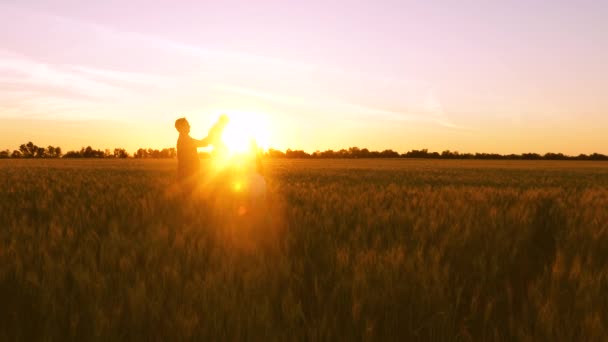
(286, 149), (310, 158)
(319, 149), (336, 158)
(476, 153), (504, 160)
(266, 148), (285, 158)
(63, 146), (105, 158)
(36, 147), (46, 158)
(348, 146), (360, 158)
(134, 148), (147, 158)
(132, 147), (176, 158)
(19, 142), (36, 158)
(0, 149), (9, 158)
(404, 149), (429, 158)
(83, 146), (93, 158)
(380, 149), (399, 158)
(369, 150), (381, 158)
(359, 148), (370, 158)
(113, 148), (129, 158)
(46, 146), (55, 158)
(63, 150), (81, 158)
(159, 148), (175, 158)
(589, 153), (608, 161)
(28, 142), (40, 157)
(544, 152), (566, 160)
(11, 150), (22, 158)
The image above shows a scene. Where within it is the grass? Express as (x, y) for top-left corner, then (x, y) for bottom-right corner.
(1, 159), (607, 341)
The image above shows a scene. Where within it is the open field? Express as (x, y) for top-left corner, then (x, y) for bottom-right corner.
(1, 159), (608, 341)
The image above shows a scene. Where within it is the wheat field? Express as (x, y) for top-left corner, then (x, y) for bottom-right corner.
(1, 159), (607, 341)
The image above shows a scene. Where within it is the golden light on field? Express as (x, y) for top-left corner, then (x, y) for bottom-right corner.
(220, 111), (271, 154)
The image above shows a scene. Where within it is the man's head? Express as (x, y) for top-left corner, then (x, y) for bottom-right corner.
(175, 117), (190, 134)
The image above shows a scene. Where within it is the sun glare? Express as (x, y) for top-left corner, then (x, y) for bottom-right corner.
(220, 111), (270, 154)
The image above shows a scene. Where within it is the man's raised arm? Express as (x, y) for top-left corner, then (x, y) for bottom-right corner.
(192, 136), (211, 148)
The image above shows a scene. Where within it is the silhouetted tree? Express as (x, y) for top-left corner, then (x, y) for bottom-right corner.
(134, 148), (147, 158)
(160, 148), (176, 158)
(132, 147), (176, 158)
(113, 148), (129, 158)
(11, 150), (22, 158)
(63, 146), (105, 158)
(46, 146), (55, 158)
(19, 142), (36, 158)
(544, 152), (566, 160)
(84, 146), (93, 158)
(267, 148), (285, 158)
(318, 150), (336, 158)
(36, 147), (45, 158)
(589, 153), (608, 161)
(404, 149), (430, 158)
(369, 150), (381, 158)
(380, 149), (399, 158)
(63, 151), (80, 158)
(0, 150), (9, 158)
(286, 149), (310, 158)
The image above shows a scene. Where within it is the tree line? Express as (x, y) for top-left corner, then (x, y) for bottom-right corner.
(0, 142), (176, 159)
(1, 142), (606, 161)
(264, 147), (608, 161)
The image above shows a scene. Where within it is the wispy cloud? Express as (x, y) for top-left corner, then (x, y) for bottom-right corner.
(0, 52), (152, 119)
(215, 84), (469, 129)
(0, 3), (466, 129)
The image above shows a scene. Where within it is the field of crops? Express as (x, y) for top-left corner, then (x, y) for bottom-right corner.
(1, 159), (607, 341)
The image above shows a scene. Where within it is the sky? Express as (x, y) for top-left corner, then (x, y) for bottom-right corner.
(1, 0), (607, 155)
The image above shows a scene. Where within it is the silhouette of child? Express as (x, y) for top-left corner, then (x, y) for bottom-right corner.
(206, 114), (229, 156)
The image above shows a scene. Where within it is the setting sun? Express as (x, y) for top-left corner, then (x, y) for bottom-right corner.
(220, 111), (271, 154)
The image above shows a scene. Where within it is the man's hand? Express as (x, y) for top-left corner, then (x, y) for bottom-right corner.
(194, 136), (211, 148)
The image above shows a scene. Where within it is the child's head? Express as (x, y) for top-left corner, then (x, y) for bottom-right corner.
(175, 117), (190, 134)
(218, 114), (229, 128)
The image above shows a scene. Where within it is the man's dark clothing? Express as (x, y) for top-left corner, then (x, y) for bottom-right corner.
(177, 134), (201, 181)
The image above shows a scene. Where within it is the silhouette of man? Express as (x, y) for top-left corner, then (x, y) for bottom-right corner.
(175, 116), (229, 190)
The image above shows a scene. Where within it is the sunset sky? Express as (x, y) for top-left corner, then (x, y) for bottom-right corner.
(1, 1), (606, 155)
